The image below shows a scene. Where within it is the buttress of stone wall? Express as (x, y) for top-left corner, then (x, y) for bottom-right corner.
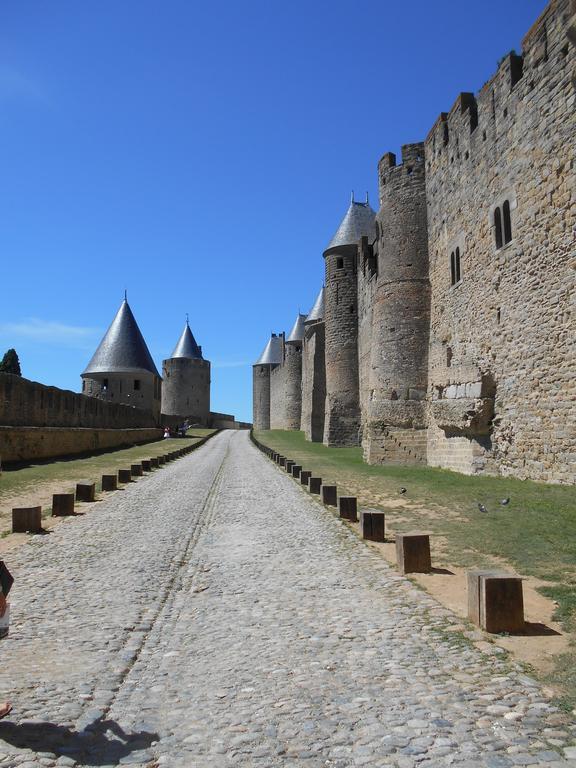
(301, 322), (326, 442)
(363, 144), (431, 465)
(425, 0), (575, 482)
(323, 243), (361, 446)
(252, 365), (271, 430)
(357, 236), (378, 444)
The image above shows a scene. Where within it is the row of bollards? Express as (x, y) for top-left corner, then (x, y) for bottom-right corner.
(250, 431), (526, 635)
(10, 440), (209, 536)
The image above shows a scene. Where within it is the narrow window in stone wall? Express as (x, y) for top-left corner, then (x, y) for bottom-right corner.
(494, 207), (503, 249)
(503, 200), (512, 244)
(450, 248), (461, 286)
(336, 257), (344, 269)
(134, 379), (141, 391)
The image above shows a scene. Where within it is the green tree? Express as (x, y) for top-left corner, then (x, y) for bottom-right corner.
(0, 348), (22, 376)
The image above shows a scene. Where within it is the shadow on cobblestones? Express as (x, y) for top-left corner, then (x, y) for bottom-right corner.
(0, 717), (158, 765)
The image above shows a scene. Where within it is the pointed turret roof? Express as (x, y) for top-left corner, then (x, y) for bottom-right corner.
(286, 313), (307, 344)
(171, 320), (203, 360)
(254, 334), (283, 365)
(325, 197), (376, 252)
(305, 286), (325, 323)
(82, 299), (159, 377)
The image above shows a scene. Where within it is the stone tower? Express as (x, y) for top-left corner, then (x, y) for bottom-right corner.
(161, 320), (211, 424)
(323, 196), (376, 446)
(283, 313), (307, 430)
(301, 286), (326, 442)
(252, 333), (283, 430)
(81, 297), (161, 420)
(364, 145), (430, 464)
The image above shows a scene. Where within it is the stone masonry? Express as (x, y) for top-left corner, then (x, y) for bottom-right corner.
(254, 0), (575, 484)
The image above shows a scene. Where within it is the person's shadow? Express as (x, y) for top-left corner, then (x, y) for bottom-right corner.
(0, 716), (158, 766)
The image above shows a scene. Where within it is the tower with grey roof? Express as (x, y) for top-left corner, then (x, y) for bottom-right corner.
(323, 196), (376, 446)
(252, 333), (283, 430)
(276, 312), (307, 430)
(161, 320), (211, 424)
(81, 297), (162, 420)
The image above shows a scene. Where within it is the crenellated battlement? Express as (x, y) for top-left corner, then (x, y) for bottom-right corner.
(378, 143), (426, 206)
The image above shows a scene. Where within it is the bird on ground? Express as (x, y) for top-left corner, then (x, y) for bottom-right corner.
(478, 503), (488, 513)
(500, 497), (510, 506)
(399, 487), (407, 495)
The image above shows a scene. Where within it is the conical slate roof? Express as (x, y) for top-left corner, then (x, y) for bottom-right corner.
(286, 313), (307, 343)
(82, 299), (159, 377)
(254, 334), (283, 366)
(305, 286), (325, 323)
(171, 321), (203, 360)
(325, 199), (376, 252)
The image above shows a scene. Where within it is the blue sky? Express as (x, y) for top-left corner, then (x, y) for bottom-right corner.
(0, 0), (546, 423)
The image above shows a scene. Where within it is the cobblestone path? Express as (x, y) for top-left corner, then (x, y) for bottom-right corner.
(0, 430), (574, 768)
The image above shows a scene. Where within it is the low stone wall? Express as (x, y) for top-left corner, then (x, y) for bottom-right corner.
(0, 373), (157, 429)
(0, 426), (162, 464)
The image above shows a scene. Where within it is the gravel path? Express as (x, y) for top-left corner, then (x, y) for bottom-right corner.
(0, 430), (573, 767)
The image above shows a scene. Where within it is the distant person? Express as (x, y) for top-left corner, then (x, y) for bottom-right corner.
(163, 428), (170, 439)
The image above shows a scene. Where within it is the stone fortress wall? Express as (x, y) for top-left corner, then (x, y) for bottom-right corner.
(254, 0), (575, 484)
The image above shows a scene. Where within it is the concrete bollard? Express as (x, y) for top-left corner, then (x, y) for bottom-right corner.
(300, 470), (312, 486)
(118, 468), (132, 483)
(150, 458), (159, 468)
(131, 464), (144, 477)
(321, 485), (337, 506)
(141, 460), (152, 472)
(395, 533), (431, 574)
(339, 496), (358, 522)
(101, 474), (118, 492)
(291, 465), (302, 479)
(76, 483), (96, 502)
(467, 570), (524, 633)
(52, 494), (75, 517)
(12, 506), (43, 533)
(308, 477), (322, 494)
(359, 509), (385, 540)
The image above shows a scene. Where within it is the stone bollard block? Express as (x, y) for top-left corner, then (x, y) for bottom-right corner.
(150, 458), (159, 468)
(101, 474), (118, 492)
(12, 506), (43, 533)
(141, 460), (152, 472)
(321, 485), (337, 506)
(52, 493), (75, 517)
(339, 496), (358, 522)
(76, 483), (96, 502)
(395, 533), (431, 574)
(118, 468), (132, 483)
(308, 477), (322, 494)
(131, 464), (144, 477)
(359, 510), (385, 540)
(291, 465), (302, 479)
(467, 570), (524, 633)
(300, 470), (312, 486)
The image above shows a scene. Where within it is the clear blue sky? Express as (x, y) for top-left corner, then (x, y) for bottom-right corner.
(0, 0), (546, 423)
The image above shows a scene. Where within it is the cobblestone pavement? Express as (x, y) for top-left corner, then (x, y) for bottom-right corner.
(0, 430), (574, 768)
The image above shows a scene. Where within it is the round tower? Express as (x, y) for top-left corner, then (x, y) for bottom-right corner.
(161, 320), (210, 424)
(252, 334), (283, 430)
(283, 312), (307, 430)
(365, 144), (430, 464)
(301, 286), (326, 442)
(323, 196), (376, 446)
(81, 296), (162, 421)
